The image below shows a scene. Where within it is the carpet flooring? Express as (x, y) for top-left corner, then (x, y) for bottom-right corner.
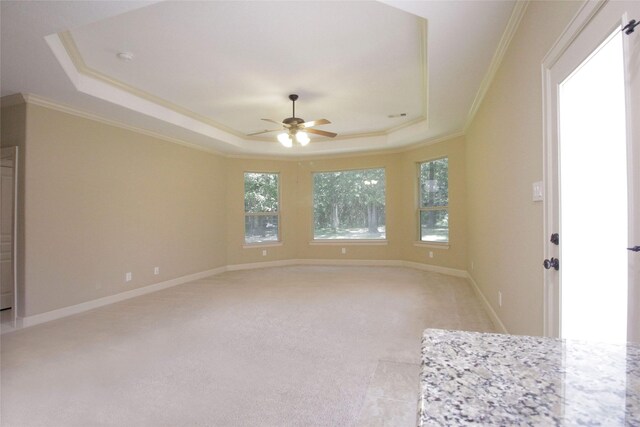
(0, 266), (495, 426)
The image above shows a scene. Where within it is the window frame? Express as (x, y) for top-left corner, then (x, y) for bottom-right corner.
(417, 157), (449, 244)
(243, 171), (281, 245)
(311, 166), (387, 242)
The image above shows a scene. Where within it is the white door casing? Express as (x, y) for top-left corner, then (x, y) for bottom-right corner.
(0, 147), (18, 323)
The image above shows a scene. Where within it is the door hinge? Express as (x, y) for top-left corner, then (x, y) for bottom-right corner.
(623, 19), (639, 35)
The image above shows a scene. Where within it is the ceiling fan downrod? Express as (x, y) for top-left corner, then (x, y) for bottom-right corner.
(289, 94), (298, 118)
(283, 94), (304, 127)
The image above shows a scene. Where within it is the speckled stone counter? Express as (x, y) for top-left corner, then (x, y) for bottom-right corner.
(418, 329), (640, 426)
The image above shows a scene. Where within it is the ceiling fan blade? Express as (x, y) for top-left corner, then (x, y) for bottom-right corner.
(261, 118), (284, 126)
(247, 129), (281, 136)
(305, 128), (337, 138)
(302, 119), (331, 128)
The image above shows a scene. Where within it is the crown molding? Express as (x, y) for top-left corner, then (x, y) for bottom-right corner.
(21, 93), (226, 156)
(5, 93), (462, 162)
(55, 18), (429, 145)
(58, 31), (245, 139)
(419, 18), (429, 121)
(463, 0), (530, 132)
(226, 130), (465, 162)
(7, 92), (464, 162)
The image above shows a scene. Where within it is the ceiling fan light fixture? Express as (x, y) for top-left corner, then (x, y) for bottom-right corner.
(278, 132), (293, 147)
(296, 131), (310, 146)
(249, 94), (336, 145)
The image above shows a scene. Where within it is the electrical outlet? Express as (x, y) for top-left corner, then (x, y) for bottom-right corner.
(498, 291), (502, 307)
(154, 267), (160, 275)
(429, 251), (434, 258)
(262, 249), (267, 256)
(341, 247), (346, 254)
(125, 272), (132, 282)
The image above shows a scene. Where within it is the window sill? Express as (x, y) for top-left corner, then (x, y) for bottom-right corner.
(413, 242), (450, 250)
(309, 240), (388, 246)
(243, 242), (283, 249)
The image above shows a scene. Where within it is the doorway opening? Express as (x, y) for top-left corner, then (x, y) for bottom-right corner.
(558, 28), (628, 343)
(1, 146), (18, 331)
(544, 0), (640, 344)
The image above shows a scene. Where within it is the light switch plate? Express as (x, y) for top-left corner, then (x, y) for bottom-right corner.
(532, 181), (543, 202)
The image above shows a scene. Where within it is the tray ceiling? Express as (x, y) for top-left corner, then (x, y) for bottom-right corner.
(1, 1), (520, 156)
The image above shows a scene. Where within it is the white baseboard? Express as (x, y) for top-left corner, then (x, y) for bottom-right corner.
(226, 259), (298, 271)
(226, 258), (468, 278)
(16, 266), (227, 330)
(295, 259), (404, 267)
(8, 259), (489, 333)
(227, 258), (399, 270)
(400, 260), (468, 278)
(465, 272), (508, 334)
(1, 292), (14, 310)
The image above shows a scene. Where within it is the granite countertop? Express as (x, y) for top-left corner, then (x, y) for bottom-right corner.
(418, 329), (640, 426)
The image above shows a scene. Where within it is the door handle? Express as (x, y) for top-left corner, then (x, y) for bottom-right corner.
(543, 258), (559, 270)
(628, 246), (640, 252)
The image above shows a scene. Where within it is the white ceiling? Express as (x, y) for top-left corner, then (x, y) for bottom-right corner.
(1, 1), (519, 157)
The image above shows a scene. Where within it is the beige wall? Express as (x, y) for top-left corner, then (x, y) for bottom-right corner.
(227, 137), (467, 270)
(6, 100), (468, 318)
(3, 0), (584, 329)
(0, 102), (26, 149)
(226, 157), (299, 265)
(401, 136), (467, 270)
(465, 0), (582, 336)
(21, 104), (228, 316)
(0, 3), (587, 327)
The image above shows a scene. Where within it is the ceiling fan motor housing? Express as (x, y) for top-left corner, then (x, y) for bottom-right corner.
(283, 117), (304, 126)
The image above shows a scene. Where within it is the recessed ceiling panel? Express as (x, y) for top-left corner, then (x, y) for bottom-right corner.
(69, 1), (426, 137)
(2, 0), (519, 156)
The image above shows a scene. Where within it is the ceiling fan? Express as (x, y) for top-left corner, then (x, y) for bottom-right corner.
(248, 94), (337, 147)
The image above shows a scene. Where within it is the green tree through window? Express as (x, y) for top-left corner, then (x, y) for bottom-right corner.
(419, 158), (449, 242)
(244, 172), (279, 243)
(313, 168), (386, 240)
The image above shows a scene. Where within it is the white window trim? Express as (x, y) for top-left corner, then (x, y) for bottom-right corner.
(413, 242), (450, 250)
(417, 158), (449, 244)
(243, 242), (283, 249)
(311, 167), (387, 242)
(244, 171), (281, 245)
(309, 240), (388, 246)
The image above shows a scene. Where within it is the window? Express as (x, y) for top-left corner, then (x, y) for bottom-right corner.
(244, 172), (279, 244)
(313, 168), (386, 240)
(418, 158), (448, 242)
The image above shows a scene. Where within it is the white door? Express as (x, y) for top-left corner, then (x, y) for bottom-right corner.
(544, 1), (640, 343)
